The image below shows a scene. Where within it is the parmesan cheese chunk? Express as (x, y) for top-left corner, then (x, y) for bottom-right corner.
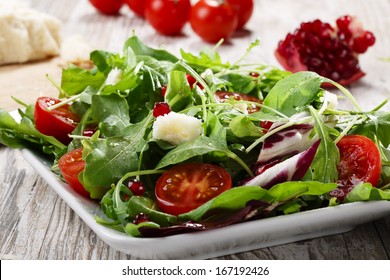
(152, 112), (203, 145)
(0, 3), (61, 65)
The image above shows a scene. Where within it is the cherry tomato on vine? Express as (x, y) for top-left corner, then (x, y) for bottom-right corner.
(34, 97), (80, 145)
(58, 148), (89, 197)
(145, 0), (191, 35)
(89, 0), (124, 15)
(125, 0), (146, 17)
(330, 135), (382, 200)
(155, 163), (232, 215)
(226, 0), (254, 30)
(190, 0), (238, 43)
(215, 91), (261, 114)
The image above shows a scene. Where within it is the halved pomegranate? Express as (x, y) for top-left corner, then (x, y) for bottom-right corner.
(275, 15), (375, 86)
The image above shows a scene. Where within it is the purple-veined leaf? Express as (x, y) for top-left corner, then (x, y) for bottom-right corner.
(244, 140), (321, 189)
(258, 123), (314, 164)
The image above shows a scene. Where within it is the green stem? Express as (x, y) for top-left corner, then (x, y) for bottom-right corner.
(334, 115), (361, 144)
(245, 116), (312, 153)
(113, 169), (167, 210)
(46, 94), (81, 111)
(176, 60), (216, 102)
(324, 78), (362, 112)
(225, 150), (254, 177)
(230, 38), (260, 68)
(115, 169), (167, 190)
(46, 74), (68, 97)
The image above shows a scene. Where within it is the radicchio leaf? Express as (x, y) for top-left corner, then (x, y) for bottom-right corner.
(244, 140), (321, 189)
(257, 123), (314, 164)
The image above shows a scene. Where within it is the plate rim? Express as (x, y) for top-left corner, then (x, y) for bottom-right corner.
(19, 147), (390, 259)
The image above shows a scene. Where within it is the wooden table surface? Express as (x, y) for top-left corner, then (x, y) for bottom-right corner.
(1, 0), (390, 260)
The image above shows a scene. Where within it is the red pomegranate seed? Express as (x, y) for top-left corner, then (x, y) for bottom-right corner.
(275, 15), (375, 86)
(161, 86), (167, 97)
(160, 74), (202, 97)
(186, 73), (197, 88)
(352, 31), (376, 53)
(260, 121), (273, 133)
(133, 213), (149, 224)
(186, 73), (204, 90)
(153, 102), (171, 118)
(336, 15), (353, 32)
(128, 179), (146, 196)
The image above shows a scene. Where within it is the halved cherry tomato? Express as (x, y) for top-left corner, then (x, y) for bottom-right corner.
(190, 0), (238, 43)
(58, 148), (89, 197)
(155, 163), (232, 215)
(34, 97), (80, 145)
(215, 91), (261, 114)
(330, 135), (382, 200)
(145, 0), (191, 35)
(89, 0), (124, 15)
(337, 135), (381, 186)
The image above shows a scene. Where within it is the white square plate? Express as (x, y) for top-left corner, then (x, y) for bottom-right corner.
(21, 148), (390, 259)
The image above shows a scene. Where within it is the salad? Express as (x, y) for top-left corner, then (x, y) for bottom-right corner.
(1, 36), (390, 238)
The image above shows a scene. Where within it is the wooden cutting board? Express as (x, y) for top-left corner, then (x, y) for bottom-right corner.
(0, 57), (63, 112)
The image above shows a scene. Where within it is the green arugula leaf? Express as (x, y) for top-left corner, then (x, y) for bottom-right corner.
(308, 106), (340, 183)
(90, 50), (124, 74)
(61, 66), (105, 96)
(165, 70), (193, 112)
(221, 73), (257, 94)
(100, 69), (140, 95)
(263, 71), (323, 116)
(268, 181), (337, 203)
(179, 186), (270, 222)
(123, 36), (178, 63)
(91, 94), (131, 137)
(0, 109), (66, 153)
(229, 115), (263, 138)
(345, 183), (390, 202)
(81, 115), (152, 199)
(126, 196), (177, 226)
(155, 135), (227, 169)
(180, 47), (230, 72)
(350, 112), (390, 147)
